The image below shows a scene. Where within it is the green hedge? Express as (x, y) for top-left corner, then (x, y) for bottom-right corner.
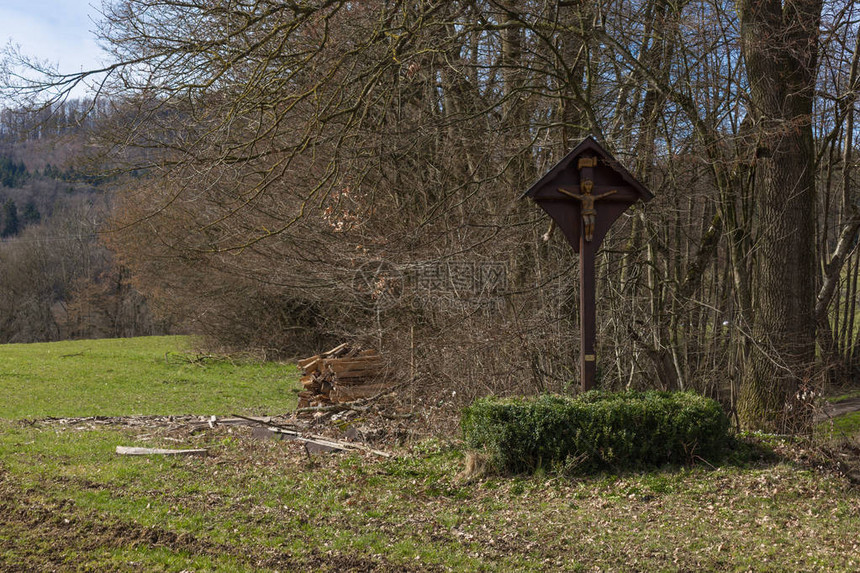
(461, 391), (731, 474)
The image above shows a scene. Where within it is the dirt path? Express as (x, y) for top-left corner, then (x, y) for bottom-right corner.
(817, 397), (860, 421)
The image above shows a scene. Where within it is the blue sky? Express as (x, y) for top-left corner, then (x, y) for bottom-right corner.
(1, 0), (104, 88)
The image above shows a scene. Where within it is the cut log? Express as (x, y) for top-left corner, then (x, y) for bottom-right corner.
(324, 356), (382, 367)
(332, 370), (380, 381)
(297, 355), (321, 370)
(329, 377), (376, 387)
(301, 376), (322, 391)
(295, 344), (391, 408)
(297, 390), (316, 408)
(323, 357), (382, 373)
(322, 342), (349, 357)
(116, 446), (208, 456)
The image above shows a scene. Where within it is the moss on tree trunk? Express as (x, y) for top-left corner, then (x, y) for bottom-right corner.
(736, 0), (822, 433)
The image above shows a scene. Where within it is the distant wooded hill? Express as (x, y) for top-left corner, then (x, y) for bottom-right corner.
(0, 100), (170, 344)
(0, 99), (108, 238)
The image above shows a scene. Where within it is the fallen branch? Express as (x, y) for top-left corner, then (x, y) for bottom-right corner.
(263, 428), (393, 458)
(229, 414), (393, 458)
(116, 446), (208, 457)
(294, 402), (363, 415)
(229, 413), (299, 431)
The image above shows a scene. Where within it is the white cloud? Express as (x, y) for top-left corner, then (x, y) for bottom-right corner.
(0, 0), (104, 73)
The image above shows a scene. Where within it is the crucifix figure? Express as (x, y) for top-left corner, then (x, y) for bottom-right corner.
(521, 137), (653, 392)
(557, 180), (617, 242)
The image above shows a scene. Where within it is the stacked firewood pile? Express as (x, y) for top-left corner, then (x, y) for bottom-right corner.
(297, 343), (389, 408)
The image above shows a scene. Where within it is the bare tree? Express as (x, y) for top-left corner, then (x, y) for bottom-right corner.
(4, 0), (860, 432)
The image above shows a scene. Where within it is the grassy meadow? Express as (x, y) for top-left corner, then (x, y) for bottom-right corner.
(0, 336), (299, 419)
(0, 336), (858, 571)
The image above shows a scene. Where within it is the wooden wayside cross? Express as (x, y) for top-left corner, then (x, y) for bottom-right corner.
(521, 136), (654, 391)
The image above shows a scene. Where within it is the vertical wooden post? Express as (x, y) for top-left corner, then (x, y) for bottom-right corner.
(520, 136), (654, 393)
(580, 214), (597, 391)
(577, 157), (598, 391)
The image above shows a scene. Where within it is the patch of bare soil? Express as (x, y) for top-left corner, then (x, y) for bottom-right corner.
(821, 397), (860, 419)
(0, 425), (429, 573)
(0, 464), (233, 571)
(288, 549), (437, 573)
(0, 465), (424, 572)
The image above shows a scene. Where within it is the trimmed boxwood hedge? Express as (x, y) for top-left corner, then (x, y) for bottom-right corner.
(461, 391), (731, 474)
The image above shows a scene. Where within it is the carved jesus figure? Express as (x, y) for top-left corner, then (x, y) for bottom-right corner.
(557, 181), (617, 241)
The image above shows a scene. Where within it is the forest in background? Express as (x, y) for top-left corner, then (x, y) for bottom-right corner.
(1, 0), (859, 433)
(0, 100), (170, 343)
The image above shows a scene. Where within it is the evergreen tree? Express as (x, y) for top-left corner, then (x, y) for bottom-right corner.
(22, 200), (40, 226)
(1, 199), (20, 237)
(0, 156), (27, 188)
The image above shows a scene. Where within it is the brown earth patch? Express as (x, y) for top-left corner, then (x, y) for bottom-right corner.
(0, 463), (419, 572)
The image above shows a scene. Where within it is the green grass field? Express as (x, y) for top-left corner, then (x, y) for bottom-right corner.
(1, 425), (858, 572)
(0, 337), (858, 571)
(0, 336), (299, 419)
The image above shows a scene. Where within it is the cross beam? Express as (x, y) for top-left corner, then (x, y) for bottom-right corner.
(521, 136), (653, 391)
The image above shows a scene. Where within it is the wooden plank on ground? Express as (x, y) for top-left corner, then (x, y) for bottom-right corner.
(116, 446), (208, 457)
(213, 416), (272, 426)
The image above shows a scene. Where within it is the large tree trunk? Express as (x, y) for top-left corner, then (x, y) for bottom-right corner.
(737, 0), (822, 432)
